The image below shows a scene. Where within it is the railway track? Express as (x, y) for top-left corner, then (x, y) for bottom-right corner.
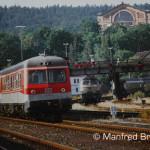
(62, 110), (140, 121)
(63, 120), (150, 137)
(1, 116), (149, 137)
(0, 128), (76, 150)
(0, 116), (150, 139)
(0, 116), (150, 149)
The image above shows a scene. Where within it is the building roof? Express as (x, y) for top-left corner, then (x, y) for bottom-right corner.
(0, 56), (67, 75)
(97, 2), (149, 17)
(134, 51), (150, 59)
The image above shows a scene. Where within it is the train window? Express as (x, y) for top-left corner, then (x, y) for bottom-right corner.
(3, 77), (6, 90)
(17, 73), (21, 88)
(6, 76), (10, 90)
(83, 80), (89, 85)
(4, 77), (6, 90)
(13, 75), (15, 89)
(29, 70), (46, 84)
(16, 74), (18, 88)
(10, 76), (12, 89)
(48, 69), (66, 83)
(14, 75), (16, 89)
(91, 80), (99, 85)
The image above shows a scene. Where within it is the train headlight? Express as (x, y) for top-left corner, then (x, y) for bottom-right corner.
(61, 88), (66, 93)
(31, 90), (36, 94)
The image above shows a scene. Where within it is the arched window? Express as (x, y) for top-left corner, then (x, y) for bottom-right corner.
(114, 11), (133, 25)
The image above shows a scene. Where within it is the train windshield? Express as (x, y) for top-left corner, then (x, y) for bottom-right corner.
(48, 69), (66, 83)
(29, 69), (66, 84)
(91, 80), (99, 85)
(83, 79), (99, 85)
(83, 80), (90, 85)
(29, 70), (47, 84)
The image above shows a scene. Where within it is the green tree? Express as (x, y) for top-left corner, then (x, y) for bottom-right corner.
(122, 24), (150, 52)
(0, 31), (20, 68)
(79, 18), (100, 35)
(82, 39), (92, 61)
(114, 50), (134, 60)
(23, 34), (40, 59)
(95, 35), (111, 61)
(46, 29), (73, 56)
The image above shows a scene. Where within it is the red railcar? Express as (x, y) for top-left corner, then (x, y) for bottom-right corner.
(0, 56), (72, 117)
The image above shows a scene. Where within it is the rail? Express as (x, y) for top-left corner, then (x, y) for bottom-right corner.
(0, 128), (76, 150)
(0, 116), (150, 142)
(63, 120), (150, 135)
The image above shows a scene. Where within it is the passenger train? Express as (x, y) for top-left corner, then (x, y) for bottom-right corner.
(0, 56), (72, 119)
(80, 76), (102, 104)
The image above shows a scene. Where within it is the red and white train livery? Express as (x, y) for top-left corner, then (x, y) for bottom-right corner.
(0, 56), (72, 116)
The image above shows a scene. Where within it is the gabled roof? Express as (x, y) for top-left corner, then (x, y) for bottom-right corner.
(98, 2), (148, 16)
(134, 51), (150, 59)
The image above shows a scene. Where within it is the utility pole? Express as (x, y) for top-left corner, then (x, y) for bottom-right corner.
(63, 43), (69, 57)
(15, 26), (26, 61)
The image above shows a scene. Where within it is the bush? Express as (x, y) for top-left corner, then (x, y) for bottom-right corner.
(140, 110), (150, 121)
(127, 91), (145, 99)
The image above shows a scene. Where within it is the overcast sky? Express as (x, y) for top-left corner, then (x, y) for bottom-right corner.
(0, 0), (150, 8)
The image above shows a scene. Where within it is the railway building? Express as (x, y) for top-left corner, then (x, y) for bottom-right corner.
(97, 2), (150, 30)
(134, 51), (150, 60)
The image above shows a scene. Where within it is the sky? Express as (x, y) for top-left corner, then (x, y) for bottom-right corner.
(0, 0), (150, 8)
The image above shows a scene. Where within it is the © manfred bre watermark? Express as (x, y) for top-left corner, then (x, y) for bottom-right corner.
(93, 133), (150, 141)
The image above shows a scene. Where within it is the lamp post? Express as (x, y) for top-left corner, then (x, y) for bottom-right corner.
(63, 43), (69, 57)
(15, 26), (26, 61)
(108, 47), (113, 64)
(7, 59), (11, 67)
(89, 55), (94, 62)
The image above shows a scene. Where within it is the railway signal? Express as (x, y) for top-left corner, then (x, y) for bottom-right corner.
(137, 61), (143, 72)
(108, 64), (113, 81)
(108, 64), (113, 73)
(108, 64), (113, 70)
(108, 65), (112, 69)
(64, 57), (69, 66)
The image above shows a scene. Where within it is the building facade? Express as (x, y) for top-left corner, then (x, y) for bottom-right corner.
(70, 76), (85, 97)
(97, 3), (150, 29)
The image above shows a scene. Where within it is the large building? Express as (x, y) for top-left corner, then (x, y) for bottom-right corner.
(97, 3), (150, 29)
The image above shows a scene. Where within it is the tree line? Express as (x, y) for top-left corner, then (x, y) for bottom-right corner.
(0, 5), (112, 31)
(1, 19), (150, 67)
(0, 3), (150, 31)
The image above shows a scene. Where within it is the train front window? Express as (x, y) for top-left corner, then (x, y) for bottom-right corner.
(29, 70), (47, 84)
(48, 69), (66, 83)
(83, 80), (90, 85)
(91, 80), (99, 85)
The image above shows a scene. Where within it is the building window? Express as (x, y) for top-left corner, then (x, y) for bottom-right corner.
(114, 11), (133, 25)
(74, 79), (76, 84)
(77, 79), (79, 83)
(76, 88), (78, 92)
